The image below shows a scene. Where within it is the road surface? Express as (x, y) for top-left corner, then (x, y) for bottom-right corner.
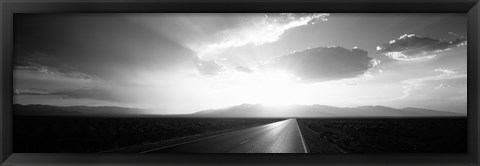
(142, 119), (308, 153)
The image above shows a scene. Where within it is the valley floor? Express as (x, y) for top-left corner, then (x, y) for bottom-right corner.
(14, 116), (467, 153)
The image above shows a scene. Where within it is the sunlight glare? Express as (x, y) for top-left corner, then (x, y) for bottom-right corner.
(237, 70), (300, 106)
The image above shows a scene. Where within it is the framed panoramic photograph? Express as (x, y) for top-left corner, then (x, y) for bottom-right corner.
(1, 0), (479, 166)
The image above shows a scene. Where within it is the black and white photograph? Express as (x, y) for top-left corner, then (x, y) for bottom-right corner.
(13, 13), (467, 153)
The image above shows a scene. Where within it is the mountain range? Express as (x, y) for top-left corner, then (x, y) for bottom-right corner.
(14, 104), (465, 117)
(192, 104), (465, 118)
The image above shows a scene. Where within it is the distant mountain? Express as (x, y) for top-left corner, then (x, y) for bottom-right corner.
(13, 104), (465, 117)
(399, 107), (464, 116)
(13, 104), (151, 116)
(192, 104), (465, 118)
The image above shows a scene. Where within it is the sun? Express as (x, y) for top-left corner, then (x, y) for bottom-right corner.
(237, 70), (301, 106)
(204, 69), (308, 107)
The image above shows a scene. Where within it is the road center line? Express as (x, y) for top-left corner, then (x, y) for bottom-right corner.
(140, 119), (289, 153)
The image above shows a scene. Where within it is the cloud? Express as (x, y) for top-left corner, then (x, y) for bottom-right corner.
(15, 64), (56, 76)
(50, 88), (123, 102)
(196, 59), (225, 75)
(236, 66), (253, 73)
(435, 84), (449, 89)
(448, 32), (468, 46)
(377, 33), (466, 61)
(255, 13), (329, 45)
(14, 88), (49, 96)
(269, 46), (378, 82)
(15, 59), (98, 80)
(195, 13), (329, 58)
(14, 87), (122, 102)
(434, 68), (457, 75)
(400, 68), (467, 98)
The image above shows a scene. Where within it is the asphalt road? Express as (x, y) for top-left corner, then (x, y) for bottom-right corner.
(142, 119), (308, 153)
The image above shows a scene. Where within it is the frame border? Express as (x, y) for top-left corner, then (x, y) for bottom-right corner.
(1, 0), (479, 165)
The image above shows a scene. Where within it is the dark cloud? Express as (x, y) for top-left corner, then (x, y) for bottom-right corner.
(27, 88), (49, 91)
(14, 89), (49, 96)
(15, 87), (121, 102)
(62, 71), (97, 80)
(15, 60), (97, 80)
(236, 66), (253, 73)
(14, 15), (199, 80)
(377, 34), (467, 61)
(196, 60), (225, 75)
(15, 63), (55, 75)
(50, 88), (122, 102)
(270, 46), (376, 82)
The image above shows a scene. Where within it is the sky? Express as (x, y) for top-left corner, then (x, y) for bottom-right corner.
(13, 13), (467, 114)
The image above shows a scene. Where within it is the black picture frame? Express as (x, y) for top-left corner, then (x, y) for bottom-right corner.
(1, 0), (479, 165)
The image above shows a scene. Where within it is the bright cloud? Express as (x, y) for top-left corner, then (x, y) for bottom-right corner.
(193, 13), (329, 58)
(400, 68), (466, 99)
(196, 59), (225, 75)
